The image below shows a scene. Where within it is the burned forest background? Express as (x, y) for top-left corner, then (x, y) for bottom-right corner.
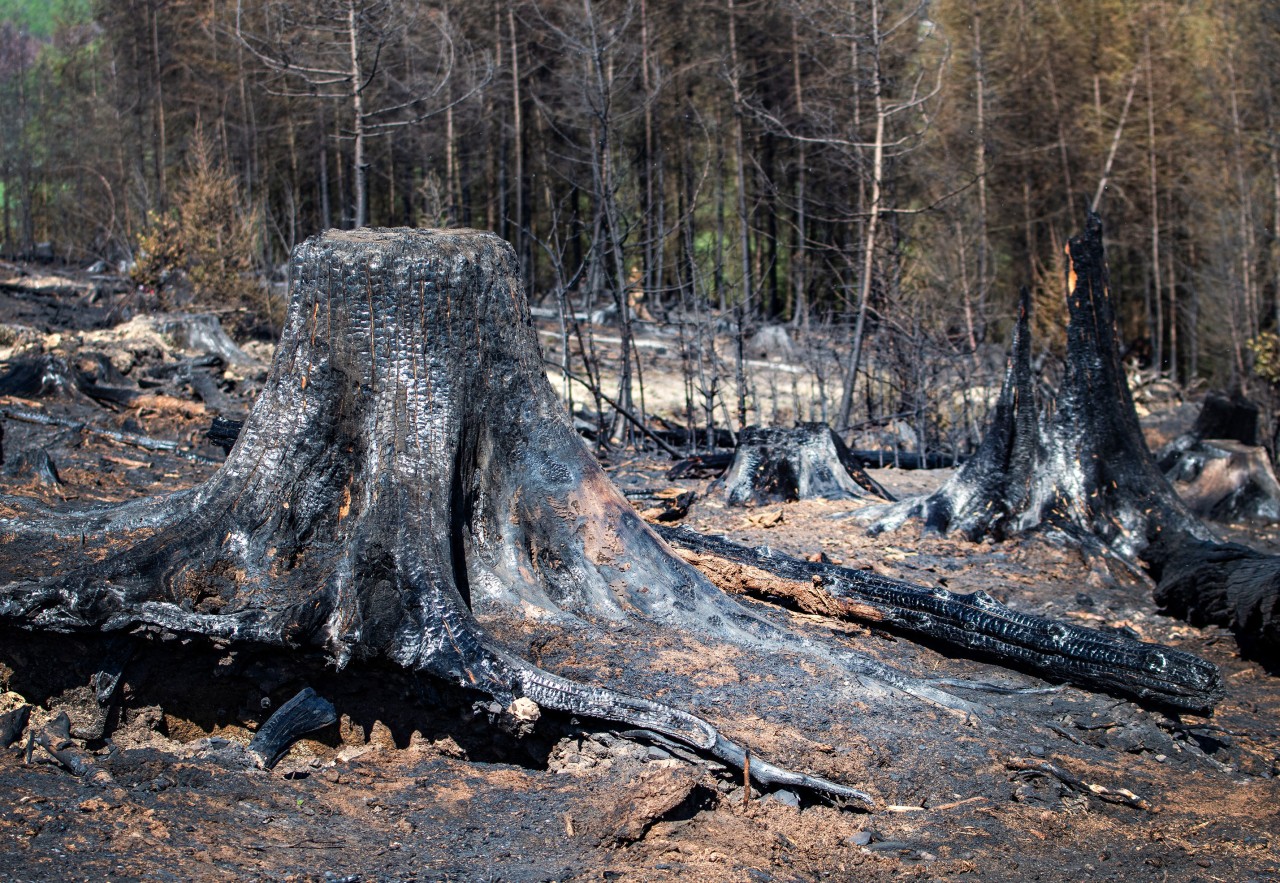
(3, 0), (1280, 458)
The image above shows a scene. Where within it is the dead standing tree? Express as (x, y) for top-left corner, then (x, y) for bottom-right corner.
(0, 229), (1222, 805)
(235, 0), (488, 229)
(869, 214), (1280, 661)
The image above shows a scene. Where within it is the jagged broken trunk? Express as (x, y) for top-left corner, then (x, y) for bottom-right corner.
(869, 214), (1280, 661)
(716, 423), (892, 506)
(869, 288), (1038, 540)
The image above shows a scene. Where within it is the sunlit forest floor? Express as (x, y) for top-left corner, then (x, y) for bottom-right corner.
(0, 266), (1277, 882)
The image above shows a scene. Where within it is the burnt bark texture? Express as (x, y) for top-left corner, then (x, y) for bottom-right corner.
(868, 213), (1280, 662)
(0, 229), (1225, 805)
(716, 423), (892, 506)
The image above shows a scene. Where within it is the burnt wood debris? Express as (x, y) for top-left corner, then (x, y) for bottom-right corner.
(0, 228), (1223, 806)
(868, 213), (1280, 664)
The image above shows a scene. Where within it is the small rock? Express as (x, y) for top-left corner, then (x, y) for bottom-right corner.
(766, 789), (800, 808)
(597, 764), (699, 844)
(646, 745), (671, 762)
(869, 841), (913, 853)
(507, 697), (540, 722)
(847, 830), (874, 846)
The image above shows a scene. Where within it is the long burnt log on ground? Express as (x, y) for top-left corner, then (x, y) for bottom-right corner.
(0, 229), (1223, 810)
(654, 526), (1221, 713)
(715, 422), (893, 506)
(868, 213), (1280, 662)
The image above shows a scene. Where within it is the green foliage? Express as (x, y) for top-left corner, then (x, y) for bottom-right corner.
(0, 0), (90, 36)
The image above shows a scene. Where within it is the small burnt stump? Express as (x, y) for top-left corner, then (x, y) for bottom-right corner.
(716, 423), (892, 507)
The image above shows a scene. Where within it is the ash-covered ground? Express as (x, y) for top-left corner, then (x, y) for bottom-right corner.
(0, 264), (1276, 882)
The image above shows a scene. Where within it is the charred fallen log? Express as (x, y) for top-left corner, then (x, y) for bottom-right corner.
(668, 448), (958, 483)
(868, 213), (1280, 661)
(1150, 537), (1280, 659)
(0, 353), (138, 407)
(847, 449), (962, 470)
(716, 423), (893, 506)
(667, 452), (734, 480)
(205, 415), (244, 453)
(655, 525), (1221, 713)
(0, 405), (219, 465)
(0, 229), (1223, 807)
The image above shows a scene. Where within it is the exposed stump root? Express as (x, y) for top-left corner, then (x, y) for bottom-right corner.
(716, 422), (892, 506)
(0, 229), (1222, 809)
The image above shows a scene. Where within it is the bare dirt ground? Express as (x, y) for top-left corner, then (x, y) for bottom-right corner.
(0, 268), (1277, 882)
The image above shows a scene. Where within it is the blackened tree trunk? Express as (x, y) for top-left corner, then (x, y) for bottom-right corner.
(716, 423), (893, 507)
(0, 229), (1224, 805)
(869, 213), (1280, 662)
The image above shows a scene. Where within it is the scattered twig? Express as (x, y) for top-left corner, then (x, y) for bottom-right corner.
(1006, 757), (1151, 811)
(1, 406), (220, 465)
(1046, 723), (1085, 745)
(929, 796), (987, 812)
(543, 362), (682, 458)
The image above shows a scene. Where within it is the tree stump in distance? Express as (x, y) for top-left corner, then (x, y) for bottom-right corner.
(716, 422), (893, 507)
(872, 214), (1210, 556)
(1164, 440), (1280, 525)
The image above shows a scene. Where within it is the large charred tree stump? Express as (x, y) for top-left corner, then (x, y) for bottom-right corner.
(716, 423), (892, 506)
(0, 229), (1223, 806)
(868, 214), (1280, 661)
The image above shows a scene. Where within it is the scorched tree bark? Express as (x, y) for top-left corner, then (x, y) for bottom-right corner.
(0, 229), (1224, 806)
